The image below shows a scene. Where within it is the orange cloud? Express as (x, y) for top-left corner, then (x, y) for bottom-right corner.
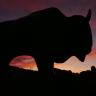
(10, 55), (38, 71)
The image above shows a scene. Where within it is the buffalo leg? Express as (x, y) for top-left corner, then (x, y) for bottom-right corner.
(35, 55), (54, 79)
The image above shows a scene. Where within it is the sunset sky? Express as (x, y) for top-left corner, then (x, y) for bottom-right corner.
(0, 0), (96, 73)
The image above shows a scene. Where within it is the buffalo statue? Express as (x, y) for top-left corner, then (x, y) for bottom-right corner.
(0, 7), (92, 76)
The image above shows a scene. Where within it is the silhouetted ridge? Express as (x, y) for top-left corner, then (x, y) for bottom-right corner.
(0, 66), (96, 95)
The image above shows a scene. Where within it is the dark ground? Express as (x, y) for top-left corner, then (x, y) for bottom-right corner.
(0, 66), (96, 96)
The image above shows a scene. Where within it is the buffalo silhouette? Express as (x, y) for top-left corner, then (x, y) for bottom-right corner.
(0, 7), (92, 76)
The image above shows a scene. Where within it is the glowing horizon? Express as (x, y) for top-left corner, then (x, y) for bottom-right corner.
(10, 48), (96, 73)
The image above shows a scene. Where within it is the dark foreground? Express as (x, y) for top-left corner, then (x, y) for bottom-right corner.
(0, 66), (96, 96)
